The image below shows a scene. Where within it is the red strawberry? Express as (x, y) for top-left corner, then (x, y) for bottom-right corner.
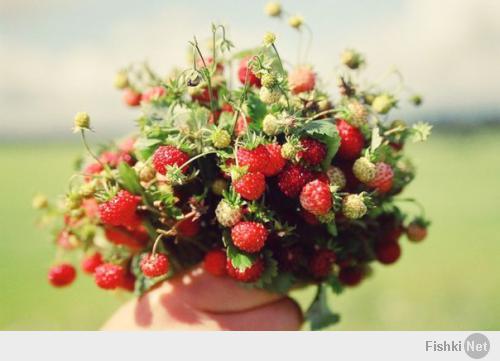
(375, 242), (401, 264)
(238, 57), (261, 87)
(48, 263), (76, 287)
(406, 222), (428, 242)
(368, 162), (394, 193)
(231, 221), (268, 253)
(336, 119), (364, 160)
(120, 271), (136, 292)
(208, 110), (221, 125)
(191, 87), (218, 105)
(339, 266), (364, 286)
(221, 103), (234, 112)
(94, 263), (125, 290)
(261, 143), (286, 176)
(119, 137), (136, 153)
(98, 190), (141, 229)
(288, 67), (316, 94)
(233, 172), (266, 200)
(99, 151), (133, 168)
(237, 145), (270, 173)
(104, 225), (148, 250)
(123, 88), (141, 106)
(140, 253), (169, 278)
(203, 249), (227, 276)
(336, 257), (354, 269)
(298, 138), (326, 166)
(380, 224), (404, 243)
(277, 164), (314, 198)
(176, 215), (200, 237)
(310, 249), (336, 278)
(234, 115), (252, 136)
(81, 253), (103, 274)
(389, 141), (403, 151)
(84, 162), (103, 177)
(141, 86), (166, 103)
(152, 145), (190, 175)
(300, 180), (332, 216)
(226, 257), (264, 282)
(313, 172), (330, 184)
(276, 245), (304, 271)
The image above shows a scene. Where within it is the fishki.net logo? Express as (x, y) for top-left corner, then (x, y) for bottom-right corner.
(426, 333), (490, 359)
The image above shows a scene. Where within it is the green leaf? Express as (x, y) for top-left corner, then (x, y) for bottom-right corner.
(302, 119), (338, 137)
(246, 92), (267, 127)
(326, 222), (338, 236)
(134, 137), (162, 161)
(187, 107), (210, 131)
(265, 272), (295, 294)
(226, 244), (255, 270)
(253, 251), (278, 287)
(302, 120), (340, 170)
(118, 163), (142, 195)
(326, 274), (344, 295)
(305, 284), (341, 330)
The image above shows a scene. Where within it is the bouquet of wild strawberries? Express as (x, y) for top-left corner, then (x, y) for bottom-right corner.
(34, 4), (432, 329)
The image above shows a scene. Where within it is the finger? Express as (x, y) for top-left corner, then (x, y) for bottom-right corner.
(205, 298), (303, 331)
(166, 266), (285, 313)
(102, 293), (303, 331)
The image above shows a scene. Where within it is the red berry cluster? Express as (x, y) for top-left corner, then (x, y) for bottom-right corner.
(37, 23), (430, 329)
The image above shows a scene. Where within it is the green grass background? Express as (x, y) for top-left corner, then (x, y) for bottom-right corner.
(1, 129), (499, 330)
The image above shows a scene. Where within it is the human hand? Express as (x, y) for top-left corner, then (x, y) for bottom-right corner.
(102, 266), (303, 330)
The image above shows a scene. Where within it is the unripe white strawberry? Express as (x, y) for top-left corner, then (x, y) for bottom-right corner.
(288, 15), (303, 29)
(352, 157), (376, 183)
(262, 114), (280, 136)
(410, 94), (423, 106)
(372, 94), (396, 114)
(73, 112), (90, 131)
(261, 73), (277, 88)
(317, 99), (331, 112)
(114, 70), (129, 89)
(340, 49), (364, 69)
(215, 200), (242, 227)
(80, 181), (97, 197)
(32, 194), (48, 209)
(265, 2), (282, 17)
(211, 178), (228, 195)
(326, 166), (346, 190)
(65, 192), (82, 211)
(346, 99), (368, 127)
(139, 165), (156, 182)
(211, 129), (231, 148)
(281, 141), (299, 160)
(259, 87), (281, 104)
(342, 194), (367, 219)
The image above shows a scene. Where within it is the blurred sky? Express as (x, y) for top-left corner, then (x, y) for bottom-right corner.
(1, 0), (500, 138)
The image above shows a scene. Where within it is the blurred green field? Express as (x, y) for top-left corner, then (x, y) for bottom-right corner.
(1, 129), (500, 330)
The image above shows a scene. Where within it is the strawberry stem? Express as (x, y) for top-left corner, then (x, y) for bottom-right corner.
(151, 234), (163, 255)
(191, 37), (215, 113)
(179, 150), (217, 170)
(80, 130), (113, 177)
